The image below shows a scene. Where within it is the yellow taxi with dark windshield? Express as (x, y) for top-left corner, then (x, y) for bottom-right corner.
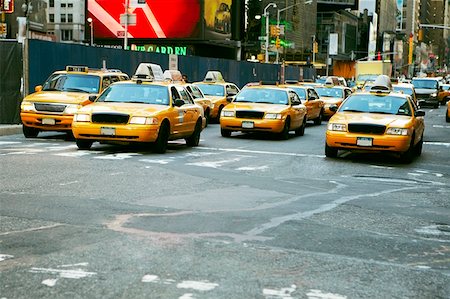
(220, 85), (307, 139)
(279, 82), (325, 125)
(193, 71), (240, 121)
(314, 83), (353, 118)
(72, 63), (205, 153)
(20, 66), (129, 138)
(325, 75), (425, 163)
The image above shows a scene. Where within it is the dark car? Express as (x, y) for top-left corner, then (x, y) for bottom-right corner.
(411, 77), (441, 108)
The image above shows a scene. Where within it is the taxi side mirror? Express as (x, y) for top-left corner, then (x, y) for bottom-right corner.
(174, 99), (185, 107)
(415, 110), (425, 117)
(309, 96), (317, 101)
(226, 96), (236, 102)
(35, 85), (43, 92)
(329, 105), (339, 112)
(88, 95), (97, 102)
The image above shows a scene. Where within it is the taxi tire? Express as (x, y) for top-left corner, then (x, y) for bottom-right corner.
(325, 143), (338, 158)
(76, 139), (93, 150)
(295, 118), (306, 136)
(205, 109), (210, 127)
(216, 105), (224, 123)
(186, 119), (202, 147)
(446, 113), (450, 123)
(154, 122), (169, 154)
(314, 110), (323, 125)
(221, 128), (232, 137)
(400, 135), (415, 164)
(279, 119), (290, 140)
(415, 134), (423, 156)
(23, 124), (39, 138)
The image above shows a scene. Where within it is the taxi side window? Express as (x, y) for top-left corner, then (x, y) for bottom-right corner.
(171, 87), (181, 101)
(344, 89), (352, 98)
(290, 91), (301, 105)
(308, 89), (318, 100)
(226, 84), (239, 96)
(110, 76), (120, 83)
(177, 87), (193, 105)
(102, 76), (112, 89)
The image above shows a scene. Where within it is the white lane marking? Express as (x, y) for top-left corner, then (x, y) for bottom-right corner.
(432, 125), (450, 129)
(414, 170), (430, 174)
(0, 254), (14, 262)
(59, 263), (89, 268)
(307, 289), (347, 299)
(179, 294), (195, 299)
(29, 267), (97, 279)
(263, 285), (296, 299)
(140, 158), (174, 165)
(59, 181), (79, 186)
(186, 157), (244, 169)
(416, 265), (431, 270)
(46, 145), (78, 151)
(0, 141), (21, 145)
(42, 278), (58, 287)
(94, 153), (141, 160)
(408, 173), (422, 177)
(142, 275), (160, 283)
(54, 151), (92, 157)
(369, 165), (394, 170)
(197, 146), (325, 158)
(176, 280), (219, 292)
(424, 142), (450, 147)
(415, 225), (450, 236)
(236, 165), (269, 171)
(0, 224), (63, 236)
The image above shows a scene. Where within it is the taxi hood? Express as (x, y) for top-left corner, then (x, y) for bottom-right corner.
(331, 112), (412, 127)
(322, 97), (342, 105)
(24, 91), (95, 105)
(414, 88), (438, 95)
(204, 95), (226, 102)
(226, 103), (289, 113)
(77, 102), (169, 116)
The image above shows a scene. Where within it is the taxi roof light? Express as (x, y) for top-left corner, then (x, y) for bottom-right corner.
(66, 66), (89, 73)
(163, 70), (183, 82)
(133, 63), (164, 82)
(369, 75), (393, 93)
(203, 71), (225, 83)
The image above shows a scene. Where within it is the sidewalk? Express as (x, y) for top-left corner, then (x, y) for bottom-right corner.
(0, 125), (22, 136)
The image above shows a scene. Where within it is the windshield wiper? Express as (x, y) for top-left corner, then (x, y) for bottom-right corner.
(127, 101), (148, 104)
(63, 88), (90, 93)
(369, 111), (394, 115)
(42, 88), (61, 91)
(343, 109), (365, 113)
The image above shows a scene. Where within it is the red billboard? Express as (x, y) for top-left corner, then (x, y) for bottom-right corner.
(1, 0), (14, 13)
(88, 0), (202, 39)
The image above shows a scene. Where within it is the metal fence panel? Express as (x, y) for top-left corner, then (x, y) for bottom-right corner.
(0, 41), (22, 124)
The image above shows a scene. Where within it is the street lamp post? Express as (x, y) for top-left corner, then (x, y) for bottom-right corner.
(87, 18), (93, 46)
(264, 3), (277, 63)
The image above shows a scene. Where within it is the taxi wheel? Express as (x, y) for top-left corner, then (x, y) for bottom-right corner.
(279, 119), (290, 140)
(216, 106), (224, 123)
(314, 110), (323, 125)
(415, 134), (423, 156)
(154, 122), (169, 154)
(295, 118), (306, 136)
(76, 139), (93, 150)
(221, 128), (232, 137)
(325, 143), (338, 158)
(205, 109), (210, 127)
(22, 124), (39, 138)
(186, 120), (202, 147)
(446, 113), (450, 123)
(400, 135), (415, 163)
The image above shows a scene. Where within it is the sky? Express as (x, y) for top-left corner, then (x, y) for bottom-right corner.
(359, 0), (376, 13)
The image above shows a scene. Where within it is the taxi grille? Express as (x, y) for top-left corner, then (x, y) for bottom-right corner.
(236, 111), (265, 119)
(348, 123), (386, 135)
(34, 103), (66, 113)
(91, 113), (130, 124)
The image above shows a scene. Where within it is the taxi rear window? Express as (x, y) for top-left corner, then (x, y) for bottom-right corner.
(288, 87), (306, 100)
(96, 84), (169, 105)
(43, 74), (100, 93)
(412, 79), (438, 89)
(340, 94), (412, 116)
(234, 88), (288, 105)
(194, 84), (225, 96)
(315, 87), (343, 98)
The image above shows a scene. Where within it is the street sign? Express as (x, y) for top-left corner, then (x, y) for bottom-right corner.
(120, 13), (136, 26)
(1, 0), (14, 13)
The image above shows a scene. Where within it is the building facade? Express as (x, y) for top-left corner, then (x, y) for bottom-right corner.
(45, 0), (86, 43)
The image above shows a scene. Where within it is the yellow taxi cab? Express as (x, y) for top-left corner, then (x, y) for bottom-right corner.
(72, 63), (205, 154)
(446, 100), (450, 123)
(220, 85), (307, 139)
(279, 82), (325, 125)
(163, 70), (213, 125)
(392, 83), (418, 104)
(325, 75), (425, 163)
(314, 83), (353, 118)
(20, 66), (129, 138)
(193, 71), (240, 121)
(438, 83), (450, 105)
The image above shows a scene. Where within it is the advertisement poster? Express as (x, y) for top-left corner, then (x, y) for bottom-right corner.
(396, 0), (403, 31)
(204, 0), (232, 39)
(88, 0), (202, 39)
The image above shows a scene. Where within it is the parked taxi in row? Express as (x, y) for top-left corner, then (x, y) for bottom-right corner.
(439, 83), (450, 105)
(446, 100), (450, 123)
(220, 85), (307, 139)
(279, 81), (325, 125)
(325, 75), (425, 163)
(20, 66), (129, 138)
(314, 83), (353, 118)
(193, 71), (240, 121)
(72, 63), (205, 153)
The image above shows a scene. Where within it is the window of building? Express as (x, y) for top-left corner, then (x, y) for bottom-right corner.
(68, 14), (73, 23)
(61, 14), (66, 23)
(61, 30), (73, 41)
(49, 14), (54, 23)
(49, 0), (54, 8)
(61, 3), (66, 8)
(68, 3), (73, 8)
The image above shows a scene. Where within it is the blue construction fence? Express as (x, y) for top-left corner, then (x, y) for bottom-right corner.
(28, 39), (316, 92)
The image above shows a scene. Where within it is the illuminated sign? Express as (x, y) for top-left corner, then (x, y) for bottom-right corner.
(88, 0), (201, 39)
(1, 0), (14, 13)
(129, 44), (189, 55)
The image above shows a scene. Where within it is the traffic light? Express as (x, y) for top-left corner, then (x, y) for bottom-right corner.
(275, 37), (281, 48)
(313, 41), (318, 53)
(276, 26), (280, 37)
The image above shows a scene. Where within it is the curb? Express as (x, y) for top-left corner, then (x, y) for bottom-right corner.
(0, 125), (22, 136)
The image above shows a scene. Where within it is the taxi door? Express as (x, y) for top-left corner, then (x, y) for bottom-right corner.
(170, 86), (188, 135)
(176, 86), (199, 133)
(306, 88), (321, 119)
(288, 91), (304, 129)
(410, 97), (425, 144)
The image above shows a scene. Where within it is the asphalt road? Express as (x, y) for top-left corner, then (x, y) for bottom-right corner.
(1, 106), (449, 299)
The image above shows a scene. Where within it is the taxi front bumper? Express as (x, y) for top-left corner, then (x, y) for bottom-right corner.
(21, 112), (73, 131)
(72, 122), (160, 143)
(221, 118), (285, 133)
(326, 131), (412, 153)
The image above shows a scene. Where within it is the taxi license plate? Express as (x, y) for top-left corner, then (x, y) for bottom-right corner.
(101, 127), (116, 136)
(357, 137), (373, 147)
(42, 118), (56, 125)
(242, 121), (254, 129)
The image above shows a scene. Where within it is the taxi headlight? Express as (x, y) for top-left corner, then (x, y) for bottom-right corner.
(264, 113), (282, 119)
(327, 123), (347, 131)
(74, 114), (90, 122)
(221, 110), (235, 117)
(129, 116), (158, 125)
(386, 127), (409, 136)
(21, 102), (35, 112)
(430, 93), (437, 98)
(64, 104), (81, 115)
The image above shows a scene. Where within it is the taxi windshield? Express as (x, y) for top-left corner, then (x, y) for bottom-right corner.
(42, 74), (101, 93)
(234, 88), (288, 105)
(194, 84), (225, 96)
(393, 86), (413, 96)
(315, 87), (343, 98)
(96, 84), (169, 105)
(412, 79), (438, 89)
(288, 87), (306, 100)
(339, 94), (412, 116)
(357, 74), (378, 82)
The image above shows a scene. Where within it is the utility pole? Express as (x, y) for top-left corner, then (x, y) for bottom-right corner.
(124, 0), (129, 50)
